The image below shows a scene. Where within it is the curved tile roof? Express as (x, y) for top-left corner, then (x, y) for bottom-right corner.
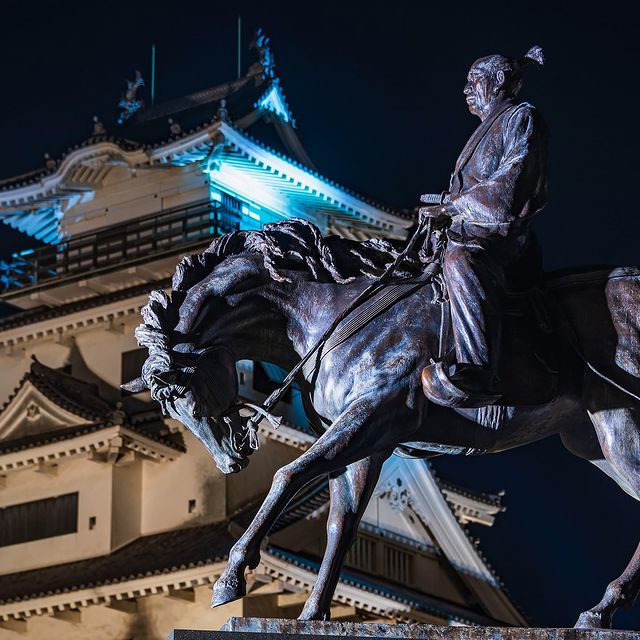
(0, 356), (184, 453)
(267, 546), (501, 626)
(0, 519), (233, 605)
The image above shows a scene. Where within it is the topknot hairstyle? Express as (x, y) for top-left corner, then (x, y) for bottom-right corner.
(474, 45), (545, 97)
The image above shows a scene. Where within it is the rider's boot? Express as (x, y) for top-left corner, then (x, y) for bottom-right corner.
(421, 361), (501, 408)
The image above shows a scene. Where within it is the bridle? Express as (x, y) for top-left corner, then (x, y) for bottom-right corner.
(151, 343), (279, 453)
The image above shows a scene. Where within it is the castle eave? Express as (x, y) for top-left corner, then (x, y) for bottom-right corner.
(0, 424), (182, 474)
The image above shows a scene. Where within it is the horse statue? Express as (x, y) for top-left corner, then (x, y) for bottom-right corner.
(123, 217), (640, 629)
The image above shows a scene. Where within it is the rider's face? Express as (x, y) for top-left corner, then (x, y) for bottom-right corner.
(463, 63), (501, 119)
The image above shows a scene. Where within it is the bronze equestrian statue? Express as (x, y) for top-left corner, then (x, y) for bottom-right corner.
(421, 45), (548, 408)
(124, 48), (640, 630)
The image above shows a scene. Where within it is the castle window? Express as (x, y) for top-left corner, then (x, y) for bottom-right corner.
(0, 493), (79, 547)
(345, 533), (415, 586)
(383, 543), (413, 584)
(221, 192), (243, 213)
(346, 534), (377, 573)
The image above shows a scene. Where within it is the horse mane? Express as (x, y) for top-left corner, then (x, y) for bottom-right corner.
(172, 218), (418, 291)
(133, 218), (420, 391)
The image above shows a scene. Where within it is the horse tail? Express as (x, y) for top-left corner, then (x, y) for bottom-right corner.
(556, 300), (640, 403)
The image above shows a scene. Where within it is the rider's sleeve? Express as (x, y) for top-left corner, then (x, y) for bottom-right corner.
(446, 105), (548, 226)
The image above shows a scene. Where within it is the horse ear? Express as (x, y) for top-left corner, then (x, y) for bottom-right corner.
(121, 377), (147, 393)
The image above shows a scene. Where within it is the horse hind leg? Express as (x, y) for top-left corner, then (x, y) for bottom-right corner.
(299, 453), (388, 621)
(575, 375), (640, 629)
(577, 543), (640, 630)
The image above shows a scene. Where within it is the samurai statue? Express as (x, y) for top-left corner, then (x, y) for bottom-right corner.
(421, 46), (548, 408)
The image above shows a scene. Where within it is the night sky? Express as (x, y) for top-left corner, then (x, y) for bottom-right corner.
(2, 0), (640, 630)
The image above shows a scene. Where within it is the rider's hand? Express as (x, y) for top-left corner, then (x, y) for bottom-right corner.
(418, 205), (450, 227)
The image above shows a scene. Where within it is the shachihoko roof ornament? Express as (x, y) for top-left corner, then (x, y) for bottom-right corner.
(249, 29), (276, 80)
(117, 70), (145, 124)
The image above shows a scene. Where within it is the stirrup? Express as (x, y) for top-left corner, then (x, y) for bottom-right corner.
(421, 361), (501, 408)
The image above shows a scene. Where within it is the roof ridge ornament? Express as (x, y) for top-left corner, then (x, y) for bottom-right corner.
(43, 153), (57, 171)
(217, 98), (229, 122)
(117, 70), (145, 125)
(248, 28), (275, 80)
(92, 115), (106, 136)
(106, 401), (127, 427)
(168, 118), (182, 136)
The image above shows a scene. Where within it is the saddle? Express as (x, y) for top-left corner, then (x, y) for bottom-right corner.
(432, 282), (564, 407)
(497, 285), (562, 404)
(435, 264), (640, 408)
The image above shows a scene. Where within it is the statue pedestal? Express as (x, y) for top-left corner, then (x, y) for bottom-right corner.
(167, 617), (639, 639)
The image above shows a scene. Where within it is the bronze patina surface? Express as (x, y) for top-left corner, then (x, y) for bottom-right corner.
(127, 48), (640, 630)
(420, 46), (547, 407)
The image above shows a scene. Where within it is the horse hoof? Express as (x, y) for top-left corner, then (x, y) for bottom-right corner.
(298, 608), (329, 621)
(575, 610), (610, 629)
(211, 574), (246, 608)
(298, 605), (331, 622)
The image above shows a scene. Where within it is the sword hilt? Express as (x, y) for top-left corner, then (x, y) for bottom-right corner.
(420, 192), (448, 205)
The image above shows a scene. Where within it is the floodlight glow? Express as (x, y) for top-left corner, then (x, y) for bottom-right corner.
(257, 85), (291, 123)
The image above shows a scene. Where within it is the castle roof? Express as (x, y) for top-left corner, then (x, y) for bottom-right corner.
(0, 519), (233, 606)
(0, 32), (410, 246)
(0, 278), (170, 333)
(0, 357), (184, 464)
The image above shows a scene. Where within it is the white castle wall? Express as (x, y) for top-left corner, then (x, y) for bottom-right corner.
(0, 457), (113, 573)
(62, 165), (210, 238)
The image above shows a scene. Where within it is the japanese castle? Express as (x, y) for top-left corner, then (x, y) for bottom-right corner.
(0, 31), (525, 639)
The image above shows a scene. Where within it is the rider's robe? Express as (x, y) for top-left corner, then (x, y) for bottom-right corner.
(442, 98), (550, 368)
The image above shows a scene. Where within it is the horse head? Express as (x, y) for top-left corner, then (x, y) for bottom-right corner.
(122, 219), (405, 474)
(122, 287), (254, 475)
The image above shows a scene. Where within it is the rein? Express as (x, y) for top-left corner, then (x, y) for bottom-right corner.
(160, 216), (441, 453)
(301, 263), (440, 380)
(244, 216), (437, 433)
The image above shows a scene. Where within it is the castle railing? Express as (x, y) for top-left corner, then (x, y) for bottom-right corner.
(0, 200), (242, 296)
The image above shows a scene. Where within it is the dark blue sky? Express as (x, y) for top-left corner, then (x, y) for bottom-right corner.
(1, 0), (640, 629)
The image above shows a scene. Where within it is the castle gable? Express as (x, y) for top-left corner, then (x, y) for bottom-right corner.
(0, 379), (89, 442)
(0, 358), (110, 443)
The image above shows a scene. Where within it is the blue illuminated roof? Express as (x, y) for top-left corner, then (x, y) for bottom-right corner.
(267, 545), (498, 626)
(256, 81), (295, 125)
(1, 206), (62, 244)
(0, 31), (411, 246)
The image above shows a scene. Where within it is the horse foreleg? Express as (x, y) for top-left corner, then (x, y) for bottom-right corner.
(576, 542), (640, 629)
(299, 453), (388, 621)
(212, 395), (386, 608)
